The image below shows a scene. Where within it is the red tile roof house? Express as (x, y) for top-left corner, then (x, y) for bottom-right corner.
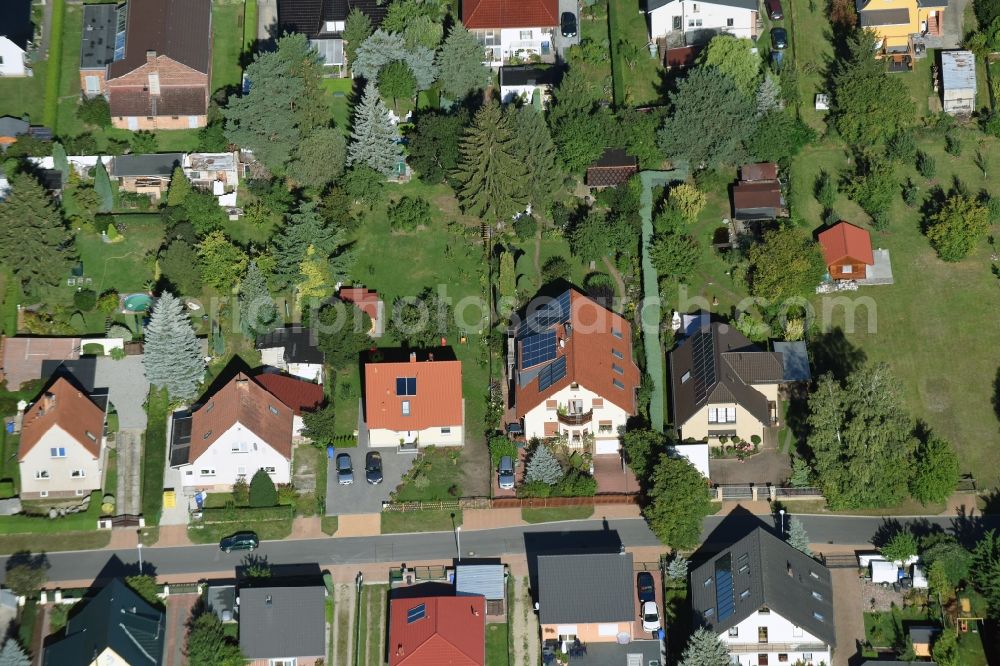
(254, 371), (325, 440)
(18, 377), (109, 500)
(818, 221), (874, 281)
(79, 0), (212, 131)
(462, 0), (558, 66)
(364, 352), (464, 451)
(388, 593), (486, 666)
(339, 286), (385, 337)
(508, 289), (640, 455)
(170, 373), (294, 490)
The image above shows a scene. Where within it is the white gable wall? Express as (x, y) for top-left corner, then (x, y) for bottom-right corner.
(19, 425), (103, 497)
(648, 1), (756, 41)
(182, 422), (291, 489)
(0, 38), (28, 77)
(722, 608), (832, 666)
(522, 383), (629, 454)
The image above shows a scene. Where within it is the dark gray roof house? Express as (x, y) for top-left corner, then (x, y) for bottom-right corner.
(80, 4), (118, 71)
(43, 578), (166, 666)
(110, 153), (184, 178)
(0, 116), (29, 139)
(537, 551), (634, 625)
(277, 0), (388, 65)
(239, 585), (327, 662)
(256, 326), (325, 365)
(1, 0), (34, 51)
(690, 527), (836, 646)
(772, 341), (810, 382)
(669, 322), (783, 437)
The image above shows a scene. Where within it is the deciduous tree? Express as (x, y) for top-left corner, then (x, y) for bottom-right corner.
(972, 530), (1000, 614)
(389, 287), (458, 348)
(159, 241), (202, 296)
(302, 404), (338, 444)
(746, 111), (815, 163)
(847, 156), (896, 230)
(407, 110), (468, 183)
(347, 81), (402, 177)
(297, 244), (334, 303)
(699, 35), (761, 96)
(0, 173), (73, 293)
(747, 228), (826, 304)
(881, 531), (918, 563)
(186, 613), (244, 666)
(453, 101), (528, 221)
(650, 230), (699, 283)
(659, 67), (755, 168)
(76, 96), (111, 128)
(807, 364), (915, 508)
(435, 23), (491, 100)
(143, 292), (205, 400)
(925, 191), (990, 261)
(197, 231), (248, 290)
(621, 429), (665, 481)
(643, 455), (712, 549)
(316, 301), (372, 370)
(287, 127), (347, 191)
(125, 575), (161, 606)
(910, 432), (959, 504)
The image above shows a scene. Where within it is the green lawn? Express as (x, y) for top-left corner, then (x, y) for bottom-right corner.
(0, 70), (46, 124)
(0, 430), (21, 495)
(358, 584), (390, 666)
(75, 215), (164, 295)
(104, 448), (117, 498)
(330, 368), (361, 437)
(43, 0), (67, 128)
(786, 0), (833, 131)
(863, 607), (986, 665)
(608, 0), (663, 106)
(323, 78), (355, 133)
(243, 0), (258, 54)
(187, 517), (293, 543)
(485, 622), (510, 666)
(380, 509), (462, 534)
(391, 447), (463, 502)
(574, 0), (614, 102)
(0, 491), (101, 535)
(141, 388), (168, 525)
(521, 506), (594, 523)
(212, 1), (246, 96)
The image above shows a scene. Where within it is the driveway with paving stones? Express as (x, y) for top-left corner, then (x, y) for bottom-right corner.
(326, 443), (415, 515)
(94, 356), (149, 429)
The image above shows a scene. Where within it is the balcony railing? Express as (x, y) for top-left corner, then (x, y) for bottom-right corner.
(725, 642), (828, 654)
(557, 409), (593, 426)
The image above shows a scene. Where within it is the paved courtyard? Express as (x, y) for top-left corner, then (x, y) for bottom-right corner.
(326, 443), (415, 515)
(94, 355), (149, 429)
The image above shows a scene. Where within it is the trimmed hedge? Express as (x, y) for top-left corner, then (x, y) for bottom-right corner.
(199, 504), (293, 524)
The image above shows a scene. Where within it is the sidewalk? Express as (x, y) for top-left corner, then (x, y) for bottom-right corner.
(462, 508), (523, 530)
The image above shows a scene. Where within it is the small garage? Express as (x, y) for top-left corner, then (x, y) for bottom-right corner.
(941, 50), (976, 116)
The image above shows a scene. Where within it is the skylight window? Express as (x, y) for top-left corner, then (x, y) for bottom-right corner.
(813, 611), (825, 621)
(612, 379), (625, 389)
(812, 591), (823, 601)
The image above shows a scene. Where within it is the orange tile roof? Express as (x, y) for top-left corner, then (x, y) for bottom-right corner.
(19, 377), (105, 459)
(364, 355), (463, 431)
(515, 290), (640, 417)
(818, 221), (874, 266)
(339, 286), (381, 323)
(462, 0), (558, 29)
(253, 373), (325, 415)
(188, 373), (294, 462)
(389, 595), (485, 666)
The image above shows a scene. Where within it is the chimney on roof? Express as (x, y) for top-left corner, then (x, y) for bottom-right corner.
(440, 337), (446, 346)
(472, 606), (480, 617)
(265, 595), (272, 605)
(146, 50), (157, 62)
(39, 392), (56, 414)
(428, 352), (434, 362)
(409, 352), (417, 363)
(236, 376), (249, 391)
(396, 644), (405, 657)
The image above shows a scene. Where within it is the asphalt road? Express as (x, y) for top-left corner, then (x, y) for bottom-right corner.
(3, 513), (997, 584)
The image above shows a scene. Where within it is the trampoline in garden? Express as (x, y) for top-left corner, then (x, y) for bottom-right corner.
(120, 293), (154, 313)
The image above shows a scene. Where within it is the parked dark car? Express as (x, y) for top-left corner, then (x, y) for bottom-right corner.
(336, 452), (354, 485)
(219, 531), (258, 553)
(637, 572), (656, 604)
(766, 0), (784, 20)
(365, 451), (383, 485)
(561, 11), (577, 37)
(771, 27), (788, 50)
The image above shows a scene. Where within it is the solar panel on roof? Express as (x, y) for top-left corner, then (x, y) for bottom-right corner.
(395, 377), (416, 396)
(537, 355), (567, 391)
(715, 553), (735, 622)
(406, 603), (426, 623)
(520, 331), (557, 368)
(690, 330), (716, 404)
(519, 290), (571, 336)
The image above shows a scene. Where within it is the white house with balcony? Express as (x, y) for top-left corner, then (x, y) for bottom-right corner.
(690, 527), (835, 666)
(507, 289), (640, 455)
(646, 0), (759, 46)
(170, 373), (293, 490)
(463, 0), (559, 65)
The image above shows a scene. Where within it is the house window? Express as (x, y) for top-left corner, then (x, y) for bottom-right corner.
(739, 564), (749, 574)
(692, 2), (699, 10)
(269, 659), (297, 666)
(728, 627), (739, 637)
(268, 405), (279, 415)
(71, 470), (86, 478)
(740, 589), (751, 599)
(407, 603), (426, 623)
(476, 29), (500, 46)
(39, 490), (48, 498)
(802, 654), (813, 662)
(681, 371), (691, 383)
(231, 441), (248, 453)
(809, 571), (820, 579)
(704, 577), (712, 587)
(519, 29), (533, 39)
(592, 398), (604, 408)
(200, 469), (216, 476)
(598, 421), (613, 433)
(35, 470), (50, 480)
(704, 607), (714, 617)
(673, 15), (682, 29)
(441, 427), (451, 435)
(202, 430), (213, 439)
(688, 18), (703, 26)
(612, 363), (624, 375)
(85, 431), (97, 442)
(611, 328), (623, 339)
(843, 264), (853, 273)
(778, 655), (788, 663)
(792, 626), (803, 638)
(611, 349), (624, 360)
(75, 489), (85, 496)
(759, 606), (770, 614)
(402, 400), (411, 416)
(727, 17), (734, 26)
(205, 401), (215, 413)
(237, 466), (246, 476)
(708, 408), (737, 424)
(264, 466), (276, 474)
(612, 379), (625, 389)
(758, 627), (768, 643)
(50, 447), (66, 458)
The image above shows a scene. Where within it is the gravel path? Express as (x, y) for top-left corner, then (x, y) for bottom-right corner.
(330, 582), (356, 665)
(115, 429), (143, 516)
(510, 576), (540, 666)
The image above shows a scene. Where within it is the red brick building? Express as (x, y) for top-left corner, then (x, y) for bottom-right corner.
(80, 0), (211, 130)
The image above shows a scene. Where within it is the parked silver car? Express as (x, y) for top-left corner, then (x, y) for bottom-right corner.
(498, 455), (515, 490)
(336, 453), (354, 485)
